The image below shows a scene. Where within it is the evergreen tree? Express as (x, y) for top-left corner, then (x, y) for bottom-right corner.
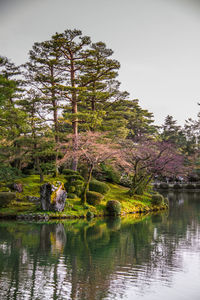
(18, 89), (55, 181)
(24, 40), (65, 175)
(0, 56), (28, 171)
(101, 99), (156, 140)
(77, 42), (124, 131)
(51, 29), (91, 170)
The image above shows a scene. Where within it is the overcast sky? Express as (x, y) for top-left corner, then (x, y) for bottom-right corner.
(0, 0), (200, 125)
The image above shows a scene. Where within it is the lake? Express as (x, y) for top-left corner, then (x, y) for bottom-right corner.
(0, 191), (200, 300)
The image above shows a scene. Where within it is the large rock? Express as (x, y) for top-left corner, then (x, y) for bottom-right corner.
(40, 182), (67, 212)
(7, 183), (23, 193)
(13, 183), (23, 193)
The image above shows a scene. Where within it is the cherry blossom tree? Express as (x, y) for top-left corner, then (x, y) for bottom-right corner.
(119, 139), (185, 196)
(60, 132), (118, 204)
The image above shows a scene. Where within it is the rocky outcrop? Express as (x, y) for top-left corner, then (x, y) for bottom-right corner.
(40, 182), (67, 212)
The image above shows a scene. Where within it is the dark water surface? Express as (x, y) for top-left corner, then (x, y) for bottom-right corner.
(0, 191), (200, 300)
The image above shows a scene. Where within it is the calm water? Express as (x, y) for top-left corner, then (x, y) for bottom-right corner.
(0, 192), (200, 300)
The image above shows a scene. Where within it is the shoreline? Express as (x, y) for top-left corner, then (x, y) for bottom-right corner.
(0, 205), (168, 221)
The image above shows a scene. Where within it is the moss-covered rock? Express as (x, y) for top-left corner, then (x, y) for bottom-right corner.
(106, 200), (121, 216)
(40, 182), (67, 212)
(86, 191), (104, 206)
(0, 192), (16, 207)
(89, 179), (109, 195)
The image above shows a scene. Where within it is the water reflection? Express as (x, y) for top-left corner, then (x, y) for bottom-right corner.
(0, 192), (200, 299)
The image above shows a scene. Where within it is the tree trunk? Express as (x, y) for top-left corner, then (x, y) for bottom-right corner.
(52, 98), (59, 177)
(35, 156), (44, 183)
(51, 66), (59, 177)
(81, 165), (93, 205)
(70, 55), (79, 171)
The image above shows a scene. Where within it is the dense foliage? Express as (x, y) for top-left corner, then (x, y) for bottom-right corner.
(0, 28), (198, 200)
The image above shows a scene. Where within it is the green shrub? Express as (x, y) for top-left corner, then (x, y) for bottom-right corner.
(65, 174), (84, 183)
(185, 183), (195, 189)
(173, 183), (182, 189)
(159, 183), (169, 189)
(68, 186), (76, 193)
(100, 164), (120, 183)
(0, 192), (16, 207)
(64, 171), (85, 196)
(72, 180), (84, 187)
(62, 169), (79, 176)
(86, 191), (104, 206)
(89, 179), (109, 195)
(195, 184), (200, 189)
(151, 193), (164, 205)
(67, 193), (78, 199)
(106, 200), (121, 216)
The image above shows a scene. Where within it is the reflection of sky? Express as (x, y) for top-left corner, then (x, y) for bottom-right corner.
(106, 227), (200, 300)
(1, 0), (200, 125)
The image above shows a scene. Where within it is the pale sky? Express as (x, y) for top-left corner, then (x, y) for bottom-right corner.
(0, 0), (200, 126)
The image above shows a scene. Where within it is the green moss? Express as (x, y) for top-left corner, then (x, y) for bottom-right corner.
(0, 175), (167, 218)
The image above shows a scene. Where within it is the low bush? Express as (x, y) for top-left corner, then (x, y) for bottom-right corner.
(159, 183), (169, 189)
(106, 200), (121, 216)
(65, 174), (84, 183)
(89, 179), (109, 195)
(86, 191), (104, 206)
(64, 170), (85, 197)
(173, 183), (182, 189)
(62, 169), (79, 176)
(0, 192), (16, 207)
(68, 186), (76, 193)
(185, 183), (195, 189)
(151, 193), (164, 205)
(67, 193), (78, 199)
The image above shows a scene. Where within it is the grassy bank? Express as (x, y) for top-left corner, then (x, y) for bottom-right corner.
(0, 175), (168, 219)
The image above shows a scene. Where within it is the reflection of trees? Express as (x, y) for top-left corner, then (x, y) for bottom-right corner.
(0, 193), (200, 299)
